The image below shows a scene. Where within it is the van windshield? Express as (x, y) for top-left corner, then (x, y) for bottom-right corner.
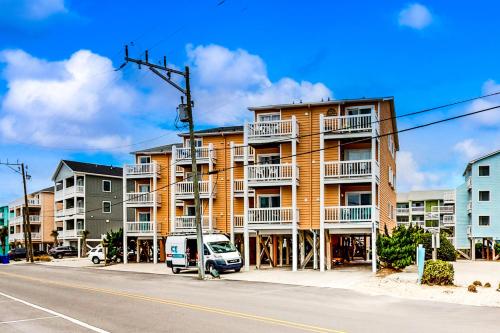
(208, 241), (237, 254)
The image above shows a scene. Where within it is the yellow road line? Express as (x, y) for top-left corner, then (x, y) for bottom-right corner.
(0, 271), (346, 333)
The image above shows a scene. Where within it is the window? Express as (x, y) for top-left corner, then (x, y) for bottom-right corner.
(388, 135), (395, 158)
(258, 154), (280, 165)
(138, 184), (150, 193)
(102, 201), (111, 213)
(258, 195), (280, 208)
(346, 192), (371, 206)
(479, 216), (490, 226)
(346, 106), (372, 115)
(138, 212), (150, 222)
(478, 191), (490, 201)
(185, 138), (202, 147)
(387, 202), (394, 219)
(388, 166), (394, 187)
(102, 180), (111, 192)
(478, 165), (490, 176)
(257, 113), (280, 122)
(345, 149), (371, 161)
(139, 156), (151, 164)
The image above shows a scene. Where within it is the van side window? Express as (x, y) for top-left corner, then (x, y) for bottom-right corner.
(204, 245), (210, 256)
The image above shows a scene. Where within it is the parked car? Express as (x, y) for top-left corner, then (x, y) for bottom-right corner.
(49, 246), (78, 259)
(88, 246), (105, 264)
(8, 248), (27, 260)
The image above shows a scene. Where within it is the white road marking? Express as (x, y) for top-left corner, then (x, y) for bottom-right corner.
(0, 291), (109, 333)
(1, 315), (58, 324)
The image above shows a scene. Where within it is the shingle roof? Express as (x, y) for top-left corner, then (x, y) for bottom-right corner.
(62, 160), (123, 177)
(179, 126), (244, 137)
(463, 149), (500, 175)
(131, 143), (182, 155)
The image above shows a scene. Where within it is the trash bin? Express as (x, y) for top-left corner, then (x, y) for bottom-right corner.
(0, 255), (9, 264)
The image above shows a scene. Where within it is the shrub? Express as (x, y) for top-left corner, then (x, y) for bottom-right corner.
(420, 232), (456, 261)
(468, 284), (477, 293)
(421, 260), (454, 286)
(33, 255), (52, 262)
(484, 282), (491, 288)
(377, 224), (423, 270)
(473, 280), (482, 286)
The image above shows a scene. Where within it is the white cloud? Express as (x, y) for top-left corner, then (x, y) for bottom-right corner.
(187, 44), (332, 125)
(0, 0), (67, 22)
(25, 0), (67, 20)
(398, 3), (432, 30)
(397, 151), (441, 191)
(453, 139), (486, 160)
(0, 49), (139, 151)
(467, 79), (500, 126)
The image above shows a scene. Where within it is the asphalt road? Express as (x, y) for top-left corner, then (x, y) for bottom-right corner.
(0, 264), (498, 333)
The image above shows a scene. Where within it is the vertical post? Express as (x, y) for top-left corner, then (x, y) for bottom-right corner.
(208, 143), (214, 231)
(152, 163), (158, 264)
(291, 115), (298, 272)
(243, 122), (250, 271)
(21, 164), (34, 262)
(256, 232), (261, 269)
(170, 147), (177, 233)
(230, 142), (235, 243)
(185, 66), (205, 280)
(123, 171), (128, 264)
(77, 238), (81, 259)
(319, 114), (325, 271)
(371, 106), (377, 273)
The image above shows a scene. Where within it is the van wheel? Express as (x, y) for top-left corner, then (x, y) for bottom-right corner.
(206, 263), (215, 273)
(172, 267), (180, 274)
(57, 253), (63, 259)
(92, 257), (100, 265)
(234, 268), (241, 273)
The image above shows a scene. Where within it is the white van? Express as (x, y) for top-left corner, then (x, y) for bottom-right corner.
(166, 233), (242, 274)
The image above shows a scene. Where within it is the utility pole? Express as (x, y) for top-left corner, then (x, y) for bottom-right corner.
(124, 46), (205, 279)
(21, 163), (34, 262)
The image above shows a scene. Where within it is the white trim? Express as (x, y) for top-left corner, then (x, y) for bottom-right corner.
(102, 201), (112, 214)
(102, 180), (112, 193)
(257, 112), (281, 122)
(138, 155), (151, 164)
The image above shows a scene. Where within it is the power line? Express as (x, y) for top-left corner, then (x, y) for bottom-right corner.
(41, 103), (500, 219)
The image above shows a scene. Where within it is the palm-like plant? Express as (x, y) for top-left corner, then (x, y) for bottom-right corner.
(50, 230), (59, 246)
(81, 230), (90, 256)
(0, 227), (8, 256)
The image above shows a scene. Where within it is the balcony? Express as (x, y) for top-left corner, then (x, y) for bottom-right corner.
(9, 232), (41, 241)
(247, 208), (295, 228)
(466, 177), (472, 189)
(28, 198), (40, 206)
(175, 181), (214, 199)
(324, 160), (375, 184)
(61, 229), (84, 239)
(442, 215), (455, 226)
(126, 221), (155, 235)
(125, 192), (161, 207)
(175, 147), (216, 165)
(396, 207), (410, 215)
(324, 206), (376, 224)
(175, 216), (210, 230)
(233, 180), (254, 197)
(64, 185), (85, 197)
(411, 206), (424, 214)
(233, 215), (244, 229)
(467, 201), (472, 213)
(246, 119), (298, 144)
(124, 162), (160, 178)
(425, 212), (439, 220)
(443, 191), (455, 203)
(64, 207), (85, 217)
(247, 164), (298, 187)
(431, 206), (454, 214)
(176, 166), (184, 176)
(323, 113), (375, 139)
(233, 145), (255, 162)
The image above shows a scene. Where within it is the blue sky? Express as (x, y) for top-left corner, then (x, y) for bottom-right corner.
(0, 0), (499, 204)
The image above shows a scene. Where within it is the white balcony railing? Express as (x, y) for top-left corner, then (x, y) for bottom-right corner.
(64, 207), (85, 216)
(396, 207), (410, 215)
(411, 206), (424, 214)
(247, 164), (297, 184)
(442, 215), (455, 226)
(247, 119), (296, 140)
(176, 166), (184, 176)
(425, 212), (439, 220)
(28, 198), (40, 206)
(466, 177), (472, 189)
(175, 216), (210, 229)
(431, 206), (454, 214)
(467, 201), (472, 212)
(323, 114), (374, 134)
(248, 208), (294, 225)
(55, 209), (65, 218)
(324, 160), (373, 179)
(233, 145), (255, 161)
(443, 191), (455, 203)
(125, 192), (161, 205)
(61, 229), (84, 239)
(175, 147), (215, 163)
(233, 180), (244, 192)
(125, 162), (159, 177)
(324, 206), (374, 223)
(175, 181), (211, 197)
(233, 215), (244, 228)
(126, 221), (155, 234)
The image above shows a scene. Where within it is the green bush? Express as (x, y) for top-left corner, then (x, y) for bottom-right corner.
(421, 260), (454, 286)
(377, 224), (423, 270)
(420, 232), (456, 261)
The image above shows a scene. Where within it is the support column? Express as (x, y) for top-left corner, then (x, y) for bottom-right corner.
(299, 231), (305, 265)
(279, 236), (283, 267)
(291, 115), (298, 272)
(230, 142), (235, 243)
(77, 237), (81, 258)
(371, 106), (378, 273)
(326, 230), (332, 270)
(170, 147), (177, 233)
(153, 163), (158, 264)
(243, 123), (250, 271)
(256, 232), (261, 269)
(471, 238), (476, 260)
(136, 239), (140, 263)
(313, 230), (318, 270)
(123, 171), (128, 264)
(208, 143), (214, 231)
(319, 114), (325, 271)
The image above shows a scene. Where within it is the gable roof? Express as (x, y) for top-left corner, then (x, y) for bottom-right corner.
(131, 143), (182, 155)
(179, 126), (244, 137)
(463, 149), (500, 175)
(52, 160), (123, 180)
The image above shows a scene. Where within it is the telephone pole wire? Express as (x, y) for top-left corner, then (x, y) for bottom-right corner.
(123, 46), (205, 279)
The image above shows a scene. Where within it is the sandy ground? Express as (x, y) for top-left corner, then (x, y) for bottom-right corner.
(26, 258), (500, 307)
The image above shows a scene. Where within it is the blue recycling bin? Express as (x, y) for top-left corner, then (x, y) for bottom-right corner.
(0, 255), (9, 264)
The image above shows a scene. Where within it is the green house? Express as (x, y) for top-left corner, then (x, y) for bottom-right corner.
(0, 205), (9, 255)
